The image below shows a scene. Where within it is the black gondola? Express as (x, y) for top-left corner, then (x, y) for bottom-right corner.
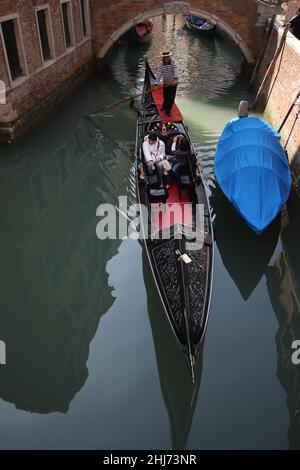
(143, 251), (203, 449)
(135, 61), (214, 380)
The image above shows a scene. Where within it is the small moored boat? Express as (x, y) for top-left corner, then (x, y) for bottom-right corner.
(184, 14), (217, 36)
(132, 20), (153, 41)
(135, 61), (214, 379)
(215, 116), (291, 235)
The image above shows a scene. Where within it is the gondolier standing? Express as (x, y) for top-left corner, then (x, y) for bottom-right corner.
(155, 52), (179, 116)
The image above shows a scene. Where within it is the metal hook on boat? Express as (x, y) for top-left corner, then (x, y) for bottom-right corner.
(175, 249), (192, 264)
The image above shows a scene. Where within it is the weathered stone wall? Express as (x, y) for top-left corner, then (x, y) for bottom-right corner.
(257, 23), (300, 190)
(0, 0), (93, 140)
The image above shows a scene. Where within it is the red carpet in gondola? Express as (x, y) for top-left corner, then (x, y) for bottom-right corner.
(152, 185), (192, 232)
(150, 84), (183, 123)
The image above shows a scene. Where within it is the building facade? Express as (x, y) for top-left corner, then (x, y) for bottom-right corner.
(0, 0), (283, 143)
(0, 0), (93, 142)
(256, 0), (300, 193)
(0, 0), (297, 148)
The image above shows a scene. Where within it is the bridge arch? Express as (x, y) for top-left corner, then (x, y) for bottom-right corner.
(98, 8), (255, 64)
(92, 0), (279, 65)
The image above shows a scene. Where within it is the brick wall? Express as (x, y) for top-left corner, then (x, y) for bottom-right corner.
(0, 0), (93, 132)
(257, 23), (300, 188)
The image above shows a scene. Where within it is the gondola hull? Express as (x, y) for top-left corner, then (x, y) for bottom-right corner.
(135, 61), (214, 377)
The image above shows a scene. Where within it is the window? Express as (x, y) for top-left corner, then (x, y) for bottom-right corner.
(80, 0), (90, 38)
(0, 16), (27, 82)
(36, 6), (55, 63)
(61, 1), (74, 49)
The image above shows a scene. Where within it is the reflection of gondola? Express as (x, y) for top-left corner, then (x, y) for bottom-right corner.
(266, 189), (300, 449)
(210, 182), (280, 300)
(184, 15), (216, 37)
(136, 61), (214, 380)
(142, 250), (203, 450)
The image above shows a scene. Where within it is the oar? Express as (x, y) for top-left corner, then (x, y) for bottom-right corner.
(88, 90), (150, 117)
(87, 84), (167, 118)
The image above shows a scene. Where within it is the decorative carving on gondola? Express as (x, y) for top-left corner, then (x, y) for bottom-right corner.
(186, 247), (208, 343)
(150, 122), (178, 133)
(195, 160), (202, 184)
(149, 122), (179, 144)
(152, 240), (187, 342)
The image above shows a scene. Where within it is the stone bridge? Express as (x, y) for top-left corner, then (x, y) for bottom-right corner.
(90, 0), (281, 64)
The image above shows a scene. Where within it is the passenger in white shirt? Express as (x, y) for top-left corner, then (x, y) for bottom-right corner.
(143, 133), (166, 187)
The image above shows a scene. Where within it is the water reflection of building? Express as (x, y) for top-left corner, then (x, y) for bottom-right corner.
(142, 251), (203, 450)
(266, 190), (300, 449)
(0, 104), (130, 413)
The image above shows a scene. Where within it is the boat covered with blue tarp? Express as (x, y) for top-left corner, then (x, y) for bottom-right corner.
(184, 14), (217, 36)
(215, 117), (291, 235)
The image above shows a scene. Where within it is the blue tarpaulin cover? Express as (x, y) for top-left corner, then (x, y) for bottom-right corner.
(215, 117), (291, 235)
(186, 15), (206, 27)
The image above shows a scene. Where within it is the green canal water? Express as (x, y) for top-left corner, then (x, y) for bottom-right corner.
(0, 15), (300, 450)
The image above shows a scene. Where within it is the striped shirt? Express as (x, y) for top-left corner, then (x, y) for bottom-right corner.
(156, 60), (179, 85)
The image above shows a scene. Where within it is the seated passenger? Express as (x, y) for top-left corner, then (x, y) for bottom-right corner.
(143, 132), (170, 188)
(168, 135), (191, 181)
